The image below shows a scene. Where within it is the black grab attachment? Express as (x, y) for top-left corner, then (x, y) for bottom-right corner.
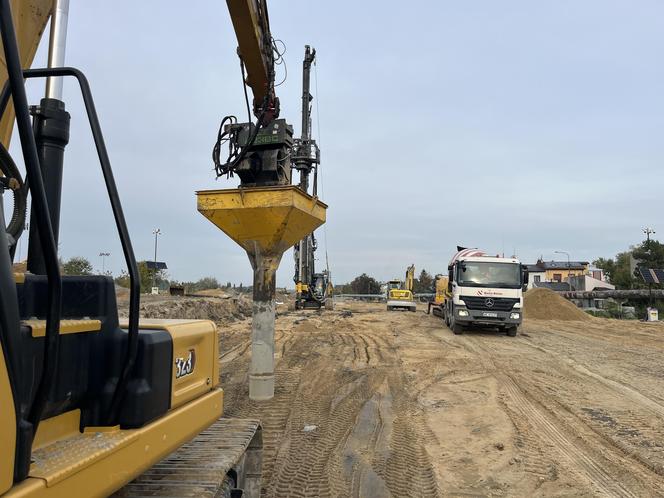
(0, 68), (141, 425)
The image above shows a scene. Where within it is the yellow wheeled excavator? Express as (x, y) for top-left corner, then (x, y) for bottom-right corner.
(0, 0), (325, 496)
(386, 264), (417, 312)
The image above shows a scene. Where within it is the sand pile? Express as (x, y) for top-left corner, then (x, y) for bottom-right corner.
(119, 296), (252, 323)
(523, 287), (592, 321)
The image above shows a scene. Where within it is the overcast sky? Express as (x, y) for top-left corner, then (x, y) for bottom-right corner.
(7, 0), (664, 286)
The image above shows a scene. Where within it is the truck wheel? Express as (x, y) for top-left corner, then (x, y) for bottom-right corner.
(507, 326), (518, 337)
(387, 306), (392, 311)
(451, 319), (463, 335)
(410, 307), (416, 312)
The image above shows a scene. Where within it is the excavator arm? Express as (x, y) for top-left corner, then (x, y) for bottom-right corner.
(405, 264), (415, 292)
(225, 0), (279, 121)
(0, 0), (53, 147)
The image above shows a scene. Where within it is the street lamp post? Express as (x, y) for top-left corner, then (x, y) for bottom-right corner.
(152, 228), (161, 292)
(99, 252), (110, 274)
(555, 250), (572, 291)
(643, 227), (656, 307)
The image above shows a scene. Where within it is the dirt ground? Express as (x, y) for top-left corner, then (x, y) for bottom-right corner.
(133, 293), (664, 497)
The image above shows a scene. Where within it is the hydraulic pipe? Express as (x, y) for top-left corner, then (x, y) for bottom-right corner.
(45, 0), (69, 100)
(27, 0), (70, 274)
(26, 98), (70, 274)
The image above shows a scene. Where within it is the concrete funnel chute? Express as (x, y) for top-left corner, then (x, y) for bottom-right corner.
(197, 185), (326, 400)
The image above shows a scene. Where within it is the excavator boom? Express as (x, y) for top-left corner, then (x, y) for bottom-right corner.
(0, 0), (52, 147)
(225, 0), (278, 120)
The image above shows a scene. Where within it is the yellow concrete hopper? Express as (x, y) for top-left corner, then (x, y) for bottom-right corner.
(196, 185), (327, 259)
(196, 184), (327, 400)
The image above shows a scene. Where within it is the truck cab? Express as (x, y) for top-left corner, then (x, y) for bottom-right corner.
(444, 252), (528, 336)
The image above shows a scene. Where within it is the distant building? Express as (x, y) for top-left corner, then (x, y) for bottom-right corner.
(526, 259), (590, 288)
(525, 259), (614, 291)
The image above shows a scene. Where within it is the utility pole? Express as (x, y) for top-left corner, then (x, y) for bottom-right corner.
(643, 227), (656, 307)
(99, 252), (110, 274)
(152, 228), (161, 292)
(555, 250), (572, 291)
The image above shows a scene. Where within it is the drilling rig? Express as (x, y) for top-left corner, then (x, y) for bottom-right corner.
(292, 46), (330, 310)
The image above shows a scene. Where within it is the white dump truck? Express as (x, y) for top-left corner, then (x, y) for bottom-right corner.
(443, 248), (528, 337)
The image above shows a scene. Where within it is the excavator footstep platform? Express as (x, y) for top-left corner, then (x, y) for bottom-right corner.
(115, 418), (262, 498)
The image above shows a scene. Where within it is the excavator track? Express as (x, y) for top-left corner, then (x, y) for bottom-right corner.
(114, 418), (262, 498)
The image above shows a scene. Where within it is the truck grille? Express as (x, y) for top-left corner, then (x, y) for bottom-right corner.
(460, 296), (519, 312)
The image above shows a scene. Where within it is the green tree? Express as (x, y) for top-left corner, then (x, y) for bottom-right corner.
(414, 269), (434, 293)
(349, 273), (381, 294)
(114, 261), (161, 293)
(594, 251), (638, 289)
(632, 239), (664, 269)
(181, 277), (221, 292)
(592, 257), (616, 281)
(62, 256), (93, 276)
(632, 238), (664, 288)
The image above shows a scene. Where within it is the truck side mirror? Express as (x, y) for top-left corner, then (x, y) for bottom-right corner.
(448, 268), (453, 292)
(522, 269), (529, 291)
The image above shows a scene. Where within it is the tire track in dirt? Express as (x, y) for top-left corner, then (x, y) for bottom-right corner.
(490, 335), (664, 480)
(270, 368), (377, 497)
(519, 336), (664, 420)
(262, 316), (440, 497)
(499, 374), (637, 498)
(469, 336), (664, 496)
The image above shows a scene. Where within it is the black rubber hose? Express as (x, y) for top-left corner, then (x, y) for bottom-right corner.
(0, 141), (27, 242)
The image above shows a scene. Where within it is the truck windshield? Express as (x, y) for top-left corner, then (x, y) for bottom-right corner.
(457, 262), (521, 288)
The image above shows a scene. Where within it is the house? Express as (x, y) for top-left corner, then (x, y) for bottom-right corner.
(526, 259), (590, 288)
(568, 274), (614, 292)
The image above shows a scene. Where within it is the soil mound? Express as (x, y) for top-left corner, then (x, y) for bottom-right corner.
(523, 287), (592, 321)
(119, 296), (252, 323)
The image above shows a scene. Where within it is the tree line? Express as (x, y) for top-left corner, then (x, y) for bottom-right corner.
(593, 238), (664, 289)
(334, 269), (436, 295)
(56, 236), (664, 296)
(59, 257), (225, 293)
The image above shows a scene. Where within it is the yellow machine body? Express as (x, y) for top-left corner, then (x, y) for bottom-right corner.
(388, 289), (414, 301)
(197, 185), (327, 265)
(1, 319), (223, 498)
(434, 275), (450, 305)
(386, 266), (417, 311)
(0, 0), (53, 148)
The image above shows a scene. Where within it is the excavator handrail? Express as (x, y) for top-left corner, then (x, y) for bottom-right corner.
(0, 1), (63, 461)
(0, 66), (141, 425)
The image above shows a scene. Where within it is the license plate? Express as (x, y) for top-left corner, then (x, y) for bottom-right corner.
(482, 312), (498, 318)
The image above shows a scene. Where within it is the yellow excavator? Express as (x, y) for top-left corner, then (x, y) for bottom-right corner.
(386, 264), (416, 312)
(426, 274), (450, 317)
(0, 1), (324, 496)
